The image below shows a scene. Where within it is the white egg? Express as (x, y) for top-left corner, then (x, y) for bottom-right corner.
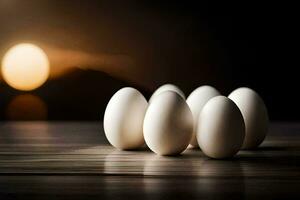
(103, 87), (148, 150)
(149, 84), (185, 103)
(143, 91), (193, 156)
(186, 85), (220, 147)
(197, 96), (245, 159)
(228, 87), (269, 149)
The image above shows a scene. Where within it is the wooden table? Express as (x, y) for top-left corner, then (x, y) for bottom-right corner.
(0, 122), (299, 199)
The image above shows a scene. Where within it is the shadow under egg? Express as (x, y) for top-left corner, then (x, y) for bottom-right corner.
(195, 159), (246, 199)
(143, 156), (246, 200)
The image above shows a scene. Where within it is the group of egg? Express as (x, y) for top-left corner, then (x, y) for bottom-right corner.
(104, 84), (268, 159)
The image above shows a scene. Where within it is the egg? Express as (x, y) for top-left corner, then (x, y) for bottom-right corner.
(103, 87), (148, 150)
(149, 84), (185, 103)
(228, 87), (269, 149)
(143, 91), (193, 156)
(197, 96), (245, 159)
(186, 85), (220, 147)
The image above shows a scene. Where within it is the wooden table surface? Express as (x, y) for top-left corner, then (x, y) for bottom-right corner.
(0, 122), (300, 199)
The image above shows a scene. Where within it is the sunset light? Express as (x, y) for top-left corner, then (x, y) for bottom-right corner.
(1, 43), (50, 91)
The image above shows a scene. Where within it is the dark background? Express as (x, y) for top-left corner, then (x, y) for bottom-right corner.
(0, 0), (298, 121)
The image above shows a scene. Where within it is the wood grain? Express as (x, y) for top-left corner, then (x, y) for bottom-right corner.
(0, 122), (300, 199)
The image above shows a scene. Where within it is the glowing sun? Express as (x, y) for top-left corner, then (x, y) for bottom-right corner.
(1, 43), (50, 91)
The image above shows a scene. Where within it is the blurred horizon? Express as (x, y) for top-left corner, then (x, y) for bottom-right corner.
(0, 0), (298, 121)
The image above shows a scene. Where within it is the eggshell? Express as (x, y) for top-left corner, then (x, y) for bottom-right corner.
(143, 91), (193, 156)
(186, 85), (220, 147)
(197, 96), (245, 159)
(103, 87), (148, 150)
(149, 84), (185, 103)
(228, 87), (269, 149)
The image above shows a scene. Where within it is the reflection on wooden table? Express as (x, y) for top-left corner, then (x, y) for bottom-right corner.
(0, 122), (299, 199)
